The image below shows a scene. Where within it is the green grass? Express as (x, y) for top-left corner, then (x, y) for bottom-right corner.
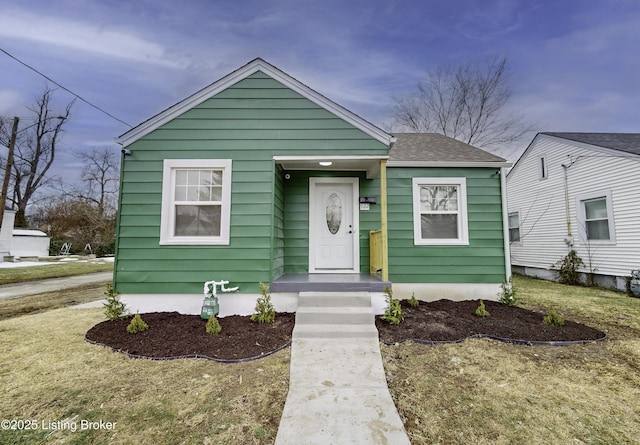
(0, 307), (289, 444)
(382, 275), (640, 444)
(0, 260), (113, 285)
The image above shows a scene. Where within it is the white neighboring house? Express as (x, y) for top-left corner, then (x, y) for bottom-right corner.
(1, 209), (51, 260)
(507, 132), (640, 291)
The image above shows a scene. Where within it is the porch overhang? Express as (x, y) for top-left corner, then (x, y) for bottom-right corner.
(274, 155), (389, 179)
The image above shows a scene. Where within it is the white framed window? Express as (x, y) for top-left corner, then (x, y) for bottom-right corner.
(412, 177), (469, 245)
(576, 191), (615, 243)
(508, 212), (521, 243)
(160, 159), (232, 245)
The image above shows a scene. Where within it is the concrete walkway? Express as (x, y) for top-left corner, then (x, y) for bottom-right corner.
(0, 272), (113, 301)
(275, 292), (411, 445)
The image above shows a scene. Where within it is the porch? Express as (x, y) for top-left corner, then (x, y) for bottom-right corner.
(270, 273), (390, 293)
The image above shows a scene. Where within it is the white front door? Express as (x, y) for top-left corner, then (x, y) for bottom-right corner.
(309, 177), (359, 273)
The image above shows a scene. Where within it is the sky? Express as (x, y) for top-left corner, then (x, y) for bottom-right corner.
(1, 0), (639, 186)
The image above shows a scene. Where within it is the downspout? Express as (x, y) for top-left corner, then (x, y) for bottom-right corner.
(500, 167), (512, 281)
(380, 159), (389, 281)
(561, 164), (572, 239)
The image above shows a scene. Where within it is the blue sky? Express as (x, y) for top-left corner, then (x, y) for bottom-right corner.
(1, 0), (639, 183)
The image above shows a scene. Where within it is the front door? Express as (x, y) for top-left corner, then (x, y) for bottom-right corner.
(309, 177), (359, 273)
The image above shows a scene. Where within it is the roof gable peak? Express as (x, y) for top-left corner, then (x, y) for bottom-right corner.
(117, 58), (393, 147)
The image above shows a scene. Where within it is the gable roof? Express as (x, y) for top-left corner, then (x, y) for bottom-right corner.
(116, 58), (394, 147)
(388, 133), (508, 166)
(542, 132), (640, 156)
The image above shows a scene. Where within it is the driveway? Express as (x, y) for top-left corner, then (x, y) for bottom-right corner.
(0, 272), (113, 301)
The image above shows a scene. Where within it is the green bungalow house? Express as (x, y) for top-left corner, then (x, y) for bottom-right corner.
(114, 58), (511, 315)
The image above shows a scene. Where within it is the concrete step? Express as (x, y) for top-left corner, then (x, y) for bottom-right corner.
(298, 291), (371, 308)
(292, 323), (379, 339)
(295, 306), (374, 325)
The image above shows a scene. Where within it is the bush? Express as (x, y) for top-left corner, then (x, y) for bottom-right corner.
(251, 282), (275, 324)
(498, 277), (518, 306)
(382, 286), (404, 325)
(552, 250), (584, 285)
(95, 240), (116, 257)
(543, 309), (565, 326)
(103, 283), (128, 321)
(206, 315), (222, 335)
(408, 293), (419, 308)
(475, 300), (490, 317)
(126, 313), (149, 334)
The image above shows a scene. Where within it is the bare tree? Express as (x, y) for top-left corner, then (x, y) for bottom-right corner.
(392, 56), (531, 149)
(75, 146), (120, 218)
(1, 87), (74, 226)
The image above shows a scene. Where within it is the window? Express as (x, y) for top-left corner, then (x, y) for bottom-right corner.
(412, 177), (468, 245)
(577, 191), (615, 243)
(539, 156), (548, 180)
(160, 159), (232, 245)
(508, 212), (520, 243)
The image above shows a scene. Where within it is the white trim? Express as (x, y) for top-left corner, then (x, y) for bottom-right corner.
(412, 177), (469, 246)
(308, 177), (360, 273)
(387, 161), (511, 168)
(160, 159), (232, 245)
(501, 167), (512, 280)
(575, 190), (616, 245)
(117, 58), (394, 147)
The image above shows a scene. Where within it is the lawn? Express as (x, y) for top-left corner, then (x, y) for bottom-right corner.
(1, 275), (639, 444)
(382, 275), (640, 444)
(0, 260), (113, 285)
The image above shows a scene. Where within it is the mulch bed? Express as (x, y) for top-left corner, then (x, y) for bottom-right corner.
(85, 300), (606, 361)
(86, 312), (296, 362)
(375, 299), (606, 345)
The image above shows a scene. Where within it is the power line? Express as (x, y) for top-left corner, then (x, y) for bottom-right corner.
(0, 47), (133, 128)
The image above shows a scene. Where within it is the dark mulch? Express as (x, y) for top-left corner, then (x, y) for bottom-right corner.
(375, 299), (606, 344)
(86, 300), (606, 361)
(86, 312), (295, 361)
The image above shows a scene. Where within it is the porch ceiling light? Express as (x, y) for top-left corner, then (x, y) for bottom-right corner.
(319, 161), (333, 166)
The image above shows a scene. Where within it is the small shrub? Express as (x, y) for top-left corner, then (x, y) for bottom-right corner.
(552, 249), (584, 285)
(543, 309), (565, 326)
(498, 277), (518, 306)
(251, 282), (275, 324)
(126, 313), (149, 334)
(206, 315), (222, 335)
(408, 293), (419, 308)
(475, 300), (490, 317)
(382, 286), (404, 325)
(103, 283), (128, 321)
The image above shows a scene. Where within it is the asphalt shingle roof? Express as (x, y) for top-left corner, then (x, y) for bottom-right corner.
(542, 132), (640, 156)
(389, 133), (506, 163)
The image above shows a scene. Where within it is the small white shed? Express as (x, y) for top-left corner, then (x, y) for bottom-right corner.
(11, 229), (51, 258)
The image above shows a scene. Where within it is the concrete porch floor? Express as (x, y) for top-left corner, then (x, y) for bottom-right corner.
(270, 273), (390, 293)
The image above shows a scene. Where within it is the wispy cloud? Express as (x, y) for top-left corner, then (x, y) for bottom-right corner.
(0, 9), (183, 68)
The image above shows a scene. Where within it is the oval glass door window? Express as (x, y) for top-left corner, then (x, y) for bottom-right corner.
(325, 193), (342, 234)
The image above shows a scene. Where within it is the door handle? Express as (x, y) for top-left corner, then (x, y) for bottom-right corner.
(348, 224), (353, 234)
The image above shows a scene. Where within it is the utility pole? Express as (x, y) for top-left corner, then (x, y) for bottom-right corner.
(0, 116), (19, 225)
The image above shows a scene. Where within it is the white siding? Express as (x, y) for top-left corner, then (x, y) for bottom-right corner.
(507, 134), (640, 278)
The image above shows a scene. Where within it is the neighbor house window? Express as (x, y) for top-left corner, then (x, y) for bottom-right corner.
(160, 159), (232, 245)
(508, 212), (521, 243)
(412, 177), (468, 245)
(577, 191), (615, 243)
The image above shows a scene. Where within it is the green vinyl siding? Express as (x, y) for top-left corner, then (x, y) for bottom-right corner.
(114, 71), (387, 294)
(387, 167), (506, 284)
